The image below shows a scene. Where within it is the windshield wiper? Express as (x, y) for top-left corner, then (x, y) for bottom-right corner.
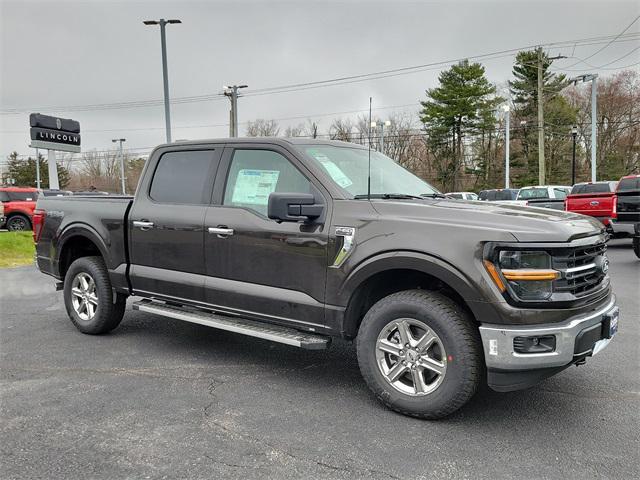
(353, 193), (425, 200)
(420, 193), (447, 199)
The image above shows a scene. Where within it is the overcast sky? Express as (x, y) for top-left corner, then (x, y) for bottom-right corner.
(1, 0), (639, 160)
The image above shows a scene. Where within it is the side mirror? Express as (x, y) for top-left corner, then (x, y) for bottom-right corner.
(268, 192), (324, 222)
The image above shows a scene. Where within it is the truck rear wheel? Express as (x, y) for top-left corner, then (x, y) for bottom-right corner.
(7, 214), (31, 231)
(356, 290), (482, 419)
(63, 256), (126, 334)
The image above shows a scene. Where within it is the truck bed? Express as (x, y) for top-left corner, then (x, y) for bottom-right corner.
(35, 195), (134, 289)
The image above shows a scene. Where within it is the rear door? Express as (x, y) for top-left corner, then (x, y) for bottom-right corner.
(202, 144), (330, 331)
(128, 145), (222, 303)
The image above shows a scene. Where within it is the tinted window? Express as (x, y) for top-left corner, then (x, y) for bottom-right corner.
(223, 149), (312, 216)
(494, 190), (518, 201)
(0, 192), (9, 202)
(617, 177), (640, 192)
(6, 191), (38, 201)
(478, 191), (488, 201)
(553, 188), (569, 199)
(571, 183), (613, 194)
(447, 193), (463, 199)
(149, 150), (215, 204)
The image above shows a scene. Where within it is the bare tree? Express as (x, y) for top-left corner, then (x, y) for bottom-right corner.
(246, 119), (280, 137)
(304, 119), (319, 139)
(328, 118), (354, 141)
(283, 123), (305, 138)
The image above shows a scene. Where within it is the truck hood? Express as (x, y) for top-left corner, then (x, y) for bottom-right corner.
(370, 198), (604, 242)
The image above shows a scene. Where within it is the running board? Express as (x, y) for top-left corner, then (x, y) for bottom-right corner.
(132, 300), (330, 350)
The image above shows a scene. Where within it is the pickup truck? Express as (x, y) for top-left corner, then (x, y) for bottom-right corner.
(34, 138), (620, 419)
(614, 174), (640, 258)
(505, 185), (572, 210)
(565, 181), (619, 234)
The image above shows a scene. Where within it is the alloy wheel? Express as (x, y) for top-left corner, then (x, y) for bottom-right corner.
(71, 272), (99, 321)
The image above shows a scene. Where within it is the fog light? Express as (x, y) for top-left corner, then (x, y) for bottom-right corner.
(513, 335), (556, 354)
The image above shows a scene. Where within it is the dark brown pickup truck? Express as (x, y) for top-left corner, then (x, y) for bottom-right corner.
(34, 138), (620, 419)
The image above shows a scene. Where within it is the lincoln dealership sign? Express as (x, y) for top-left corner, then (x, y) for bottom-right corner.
(29, 113), (81, 153)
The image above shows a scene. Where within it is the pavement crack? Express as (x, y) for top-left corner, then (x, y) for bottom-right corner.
(202, 378), (225, 417)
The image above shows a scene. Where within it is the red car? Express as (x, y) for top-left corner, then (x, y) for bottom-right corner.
(0, 187), (39, 231)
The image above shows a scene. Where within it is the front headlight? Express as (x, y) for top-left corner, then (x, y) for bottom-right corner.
(486, 250), (559, 301)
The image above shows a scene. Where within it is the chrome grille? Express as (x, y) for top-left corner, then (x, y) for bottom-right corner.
(553, 242), (607, 297)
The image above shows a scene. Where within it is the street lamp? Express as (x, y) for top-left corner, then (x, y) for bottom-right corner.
(371, 120), (391, 154)
(570, 73), (598, 182)
(571, 125), (578, 185)
(143, 18), (182, 143)
(502, 104), (510, 189)
(112, 138), (126, 194)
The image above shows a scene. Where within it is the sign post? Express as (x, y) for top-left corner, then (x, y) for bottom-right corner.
(29, 113), (81, 190)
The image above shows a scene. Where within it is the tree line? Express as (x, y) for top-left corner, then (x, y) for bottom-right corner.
(4, 48), (639, 193)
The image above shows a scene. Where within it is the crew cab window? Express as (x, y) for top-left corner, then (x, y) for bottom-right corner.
(149, 150), (215, 204)
(0, 191), (38, 201)
(223, 149), (311, 216)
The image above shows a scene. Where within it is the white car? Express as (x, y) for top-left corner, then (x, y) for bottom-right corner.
(445, 191), (479, 201)
(499, 185), (572, 210)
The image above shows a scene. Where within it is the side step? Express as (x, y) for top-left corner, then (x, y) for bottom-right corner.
(132, 300), (330, 350)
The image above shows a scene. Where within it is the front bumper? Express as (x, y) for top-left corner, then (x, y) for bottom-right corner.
(479, 295), (618, 390)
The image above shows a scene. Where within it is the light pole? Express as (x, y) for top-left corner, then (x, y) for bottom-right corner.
(570, 74), (598, 182)
(35, 148), (41, 189)
(143, 18), (181, 143)
(571, 125), (578, 185)
(502, 104), (510, 189)
(371, 120), (391, 154)
(223, 85), (248, 137)
(112, 138), (126, 194)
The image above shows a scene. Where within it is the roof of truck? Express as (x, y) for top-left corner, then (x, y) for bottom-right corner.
(162, 137), (367, 149)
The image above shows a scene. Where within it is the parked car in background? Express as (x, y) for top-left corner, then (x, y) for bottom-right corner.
(0, 187), (39, 231)
(509, 185), (572, 210)
(565, 181), (619, 234)
(477, 188), (519, 202)
(0, 202), (5, 227)
(445, 191), (479, 200)
(614, 174), (640, 257)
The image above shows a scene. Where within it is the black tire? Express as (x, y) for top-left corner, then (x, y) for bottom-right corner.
(356, 290), (482, 419)
(6, 214), (31, 231)
(63, 256), (127, 334)
(633, 237), (640, 259)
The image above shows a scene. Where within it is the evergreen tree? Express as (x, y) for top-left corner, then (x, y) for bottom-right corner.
(5, 151), (70, 189)
(420, 60), (502, 191)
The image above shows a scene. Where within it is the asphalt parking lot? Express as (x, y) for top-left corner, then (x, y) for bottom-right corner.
(1, 240), (638, 479)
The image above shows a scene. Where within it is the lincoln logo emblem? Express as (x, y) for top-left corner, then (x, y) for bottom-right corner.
(56, 118), (62, 129)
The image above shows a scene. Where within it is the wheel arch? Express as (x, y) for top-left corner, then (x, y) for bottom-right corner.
(57, 225), (110, 280)
(340, 251), (488, 339)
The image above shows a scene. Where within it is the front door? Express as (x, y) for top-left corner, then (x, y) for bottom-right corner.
(129, 147), (222, 304)
(203, 145), (330, 331)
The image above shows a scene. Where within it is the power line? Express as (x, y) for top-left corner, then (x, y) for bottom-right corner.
(559, 16), (640, 69)
(2, 32), (638, 115)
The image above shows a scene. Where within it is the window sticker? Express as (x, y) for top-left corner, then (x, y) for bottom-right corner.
(308, 150), (353, 188)
(231, 169), (280, 205)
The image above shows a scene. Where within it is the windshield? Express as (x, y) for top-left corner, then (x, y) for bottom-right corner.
(301, 145), (439, 197)
(518, 188), (549, 200)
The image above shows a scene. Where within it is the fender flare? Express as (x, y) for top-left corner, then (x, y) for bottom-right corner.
(339, 250), (490, 333)
(57, 223), (111, 273)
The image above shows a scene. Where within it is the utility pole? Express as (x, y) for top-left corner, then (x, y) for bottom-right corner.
(112, 138), (126, 194)
(570, 74), (598, 182)
(571, 126), (578, 185)
(35, 148), (41, 189)
(502, 104), (510, 188)
(536, 48), (566, 185)
(223, 85), (248, 137)
(144, 18), (181, 143)
(48, 150), (59, 190)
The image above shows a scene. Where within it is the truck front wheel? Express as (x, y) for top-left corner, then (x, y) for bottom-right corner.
(356, 290), (482, 419)
(63, 256), (126, 334)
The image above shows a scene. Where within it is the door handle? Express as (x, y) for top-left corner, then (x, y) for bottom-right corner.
(208, 227), (234, 238)
(133, 220), (155, 231)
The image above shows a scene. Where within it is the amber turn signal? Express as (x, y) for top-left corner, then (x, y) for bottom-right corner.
(501, 269), (559, 281)
(483, 260), (506, 292)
